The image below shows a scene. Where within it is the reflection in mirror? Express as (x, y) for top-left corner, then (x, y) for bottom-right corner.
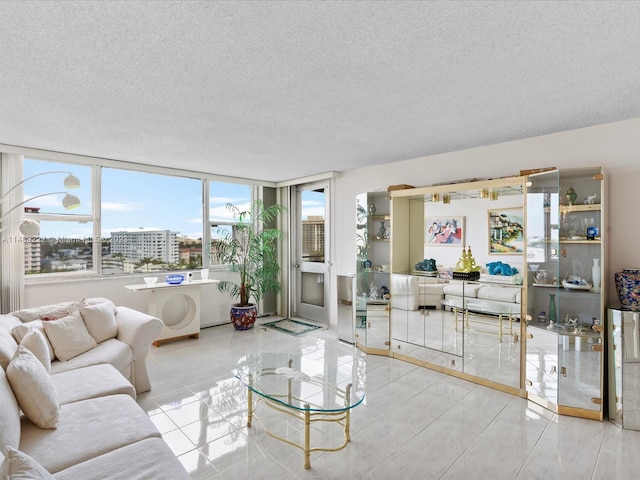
(609, 307), (640, 430)
(389, 181), (525, 390)
(423, 187), (523, 391)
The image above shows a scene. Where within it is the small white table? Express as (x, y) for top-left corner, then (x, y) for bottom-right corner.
(124, 279), (219, 346)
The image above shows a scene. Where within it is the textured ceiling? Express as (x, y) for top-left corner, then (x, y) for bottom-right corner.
(1, 1), (640, 183)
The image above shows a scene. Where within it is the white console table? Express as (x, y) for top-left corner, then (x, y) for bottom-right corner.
(124, 279), (219, 346)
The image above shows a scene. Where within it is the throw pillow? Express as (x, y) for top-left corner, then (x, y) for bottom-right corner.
(0, 327), (19, 370)
(42, 311), (97, 362)
(0, 445), (55, 479)
(73, 297), (118, 314)
(80, 301), (118, 343)
(19, 329), (52, 373)
(11, 321), (55, 361)
(6, 346), (60, 429)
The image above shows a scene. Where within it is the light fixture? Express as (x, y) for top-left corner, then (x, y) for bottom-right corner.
(63, 174), (81, 188)
(480, 188), (489, 198)
(0, 171), (82, 237)
(0, 219), (41, 236)
(490, 189), (499, 201)
(18, 219), (40, 236)
(431, 193), (440, 202)
(443, 193), (451, 204)
(0, 171), (80, 206)
(61, 193), (81, 209)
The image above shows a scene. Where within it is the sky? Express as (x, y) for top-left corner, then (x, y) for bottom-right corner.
(22, 158), (324, 240)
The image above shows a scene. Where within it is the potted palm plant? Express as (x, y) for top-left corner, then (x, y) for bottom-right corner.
(210, 200), (285, 330)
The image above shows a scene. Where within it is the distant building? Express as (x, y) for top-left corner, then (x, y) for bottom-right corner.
(302, 215), (324, 262)
(23, 207), (41, 272)
(110, 227), (179, 264)
(179, 246), (202, 263)
(24, 240), (41, 273)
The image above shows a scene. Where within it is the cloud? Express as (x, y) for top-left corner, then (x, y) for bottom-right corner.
(209, 205), (239, 221)
(101, 201), (144, 211)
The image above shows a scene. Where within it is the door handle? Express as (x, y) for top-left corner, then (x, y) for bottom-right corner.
(294, 264), (300, 268)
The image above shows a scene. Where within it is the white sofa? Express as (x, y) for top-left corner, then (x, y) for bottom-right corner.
(1, 298), (161, 394)
(442, 283), (522, 317)
(0, 299), (190, 479)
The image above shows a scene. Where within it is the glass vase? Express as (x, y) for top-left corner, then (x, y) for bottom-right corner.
(548, 294), (557, 322)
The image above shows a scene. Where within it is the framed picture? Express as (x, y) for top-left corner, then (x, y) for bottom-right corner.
(489, 208), (524, 254)
(425, 217), (464, 246)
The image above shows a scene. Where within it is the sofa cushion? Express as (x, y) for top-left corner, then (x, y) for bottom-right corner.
(53, 437), (190, 480)
(80, 301), (118, 343)
(19, 394), (161, 474)
(42, 311), (97, 362)
(12, 321), (55, 360)
(50, 338), (133, 378)
(20, 328), (51, 373)
(476, 286), (521, 303)
(52, 364), (136, 405)
(0, 369), (21, 462)
(6, 346), (60, 429)
(418, 284), (444, 295)
(442, 284), (482, 298)
(0, 325), (18, 370)
(0, 445), (55, 479)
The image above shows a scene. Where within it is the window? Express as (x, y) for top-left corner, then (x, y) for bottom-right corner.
(101, 168), (202, 274)
(208, 181), (251, 267)
(22, 159), (93, 275)
(18, 158), (257, 278)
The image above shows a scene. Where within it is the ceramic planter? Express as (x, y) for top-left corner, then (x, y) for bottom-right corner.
(230, 304), (257, 330)
(615, 268), (640, 310)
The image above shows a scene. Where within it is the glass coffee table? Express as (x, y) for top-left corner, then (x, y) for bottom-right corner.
(233, 352), (365, 469)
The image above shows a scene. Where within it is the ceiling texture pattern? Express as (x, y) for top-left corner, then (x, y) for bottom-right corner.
(1, 1), (640, 183)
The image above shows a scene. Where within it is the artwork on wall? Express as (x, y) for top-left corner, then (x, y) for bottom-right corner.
(425, 217), (464, 246)
(489, 208), (524, 254)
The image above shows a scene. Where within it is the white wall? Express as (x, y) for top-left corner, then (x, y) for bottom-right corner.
(24, 270), (238, 328)
(332, 117), (640, 328)
(424, 195), (523, 271)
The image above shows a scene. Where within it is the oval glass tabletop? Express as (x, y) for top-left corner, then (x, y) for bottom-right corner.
(233, 352), (366, 413)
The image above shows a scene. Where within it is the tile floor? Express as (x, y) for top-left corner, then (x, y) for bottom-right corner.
(139, 321), (640, 479)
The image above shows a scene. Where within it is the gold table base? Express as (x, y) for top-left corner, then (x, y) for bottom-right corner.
(246, 380), (352, 469)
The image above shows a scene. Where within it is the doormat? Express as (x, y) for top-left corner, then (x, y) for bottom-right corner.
(262, 318), (324, 336)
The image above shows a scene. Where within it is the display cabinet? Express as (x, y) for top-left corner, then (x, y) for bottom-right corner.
(525, 167), (605, 420)
(355, 191), (391, 354)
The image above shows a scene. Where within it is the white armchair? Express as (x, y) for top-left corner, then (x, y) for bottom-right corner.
(391, 274), (444, 311)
